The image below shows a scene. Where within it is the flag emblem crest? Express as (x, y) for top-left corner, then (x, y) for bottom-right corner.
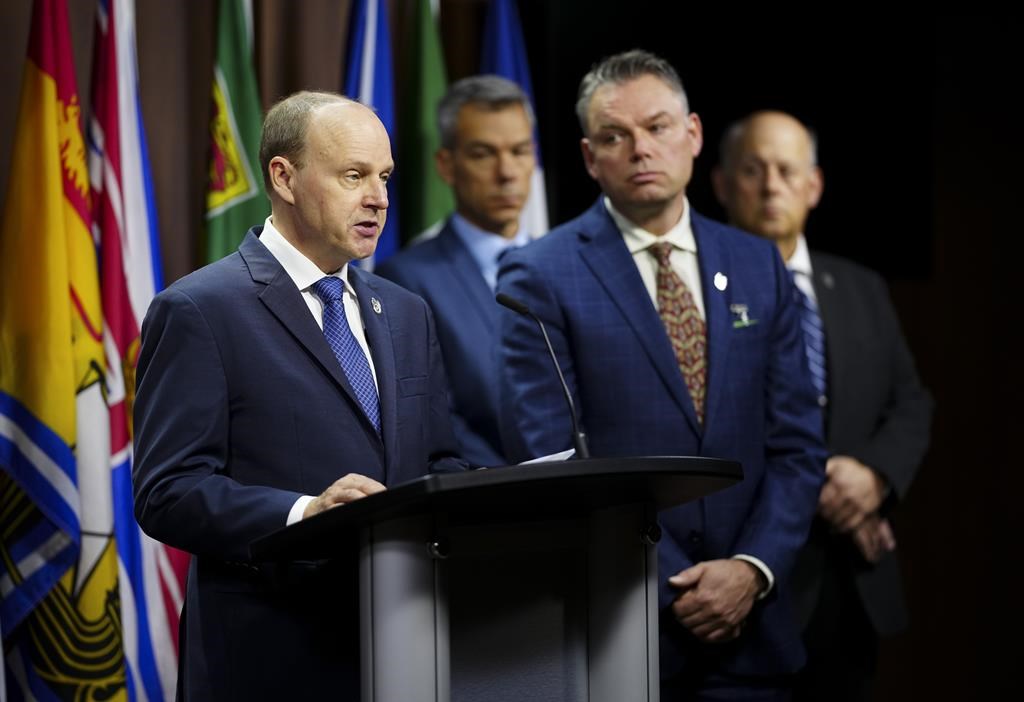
(206, 74), (259, 214)
(59, 95), (91, 206)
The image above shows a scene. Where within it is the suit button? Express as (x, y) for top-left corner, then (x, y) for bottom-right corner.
(688, 531), (703, 545)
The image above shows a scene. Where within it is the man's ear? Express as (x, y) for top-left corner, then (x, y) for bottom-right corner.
(687, 112), (704, 159)
(807, 166), (824, 209)
(435, 148), (455, 187)
(580, 138), (599, 180)
(268, 156), (296, 205)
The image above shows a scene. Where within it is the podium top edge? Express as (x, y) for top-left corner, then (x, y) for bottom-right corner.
(250, 455), (740, 560)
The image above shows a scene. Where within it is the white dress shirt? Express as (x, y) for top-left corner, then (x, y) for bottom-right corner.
(605, 197), (705, 319)
(258, 218), (379, 524)
(787, 233), (817, 303)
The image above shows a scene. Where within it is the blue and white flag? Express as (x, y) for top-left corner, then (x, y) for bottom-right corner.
(344, 0), (399, 266)
(481, 0), (549, 238)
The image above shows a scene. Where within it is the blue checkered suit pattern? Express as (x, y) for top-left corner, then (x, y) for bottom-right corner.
(497, 200), (826, 681)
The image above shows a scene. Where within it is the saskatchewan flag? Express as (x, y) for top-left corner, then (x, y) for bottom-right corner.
(205, 0), (267, 263)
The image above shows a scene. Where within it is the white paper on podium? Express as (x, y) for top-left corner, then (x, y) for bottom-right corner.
(518, 448), (576, 464)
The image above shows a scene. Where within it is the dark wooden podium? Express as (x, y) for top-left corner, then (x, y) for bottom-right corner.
(251, 456), (741, 702)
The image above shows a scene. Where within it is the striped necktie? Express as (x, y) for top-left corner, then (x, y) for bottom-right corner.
(791, 271), (828, 406)
(649, 242), (707, 424)
(312, 276), (382, 435)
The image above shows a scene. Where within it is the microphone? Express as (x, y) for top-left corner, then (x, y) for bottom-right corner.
(496, 293), (590, 459)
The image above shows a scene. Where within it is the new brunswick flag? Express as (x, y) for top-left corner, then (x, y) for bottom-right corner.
(1, 0), (141, 698)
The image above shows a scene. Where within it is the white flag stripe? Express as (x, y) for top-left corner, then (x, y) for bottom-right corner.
(141, 533), (178, 698)
(0, 416), (80, 523)
(0, 531), (72, 599)
(154, 537), (183, 611)
(117, 558), (150, 702)
(357, 0), (378, 104)
(113, 0), (159, 325)
(523, 167), (549, 238)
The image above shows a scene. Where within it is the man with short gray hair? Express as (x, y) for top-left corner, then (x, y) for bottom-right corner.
(377, 74), (538, 467)
(498, 50), (826, 699)
(714, 110), (932, 702)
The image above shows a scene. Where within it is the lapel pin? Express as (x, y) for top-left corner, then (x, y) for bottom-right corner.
(821, 272), (835, 290)
(729, 302), (758, 328)
(371, 297), (382, 314)
(714, 272), (728, 291)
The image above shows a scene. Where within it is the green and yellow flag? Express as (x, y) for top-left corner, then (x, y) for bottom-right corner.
(205, 0), (267, 262)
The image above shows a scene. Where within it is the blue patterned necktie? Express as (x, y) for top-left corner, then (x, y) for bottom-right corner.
(312, 276), (381, 434)
(791, 271), (828, 406)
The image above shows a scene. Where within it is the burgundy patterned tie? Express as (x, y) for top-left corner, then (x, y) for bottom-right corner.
(649, 242), (707, 424)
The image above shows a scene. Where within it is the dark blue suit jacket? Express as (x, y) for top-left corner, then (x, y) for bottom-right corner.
(133, 229), (463, 701)
(376, 219), (506, 466)
(497, 201), (826, 680)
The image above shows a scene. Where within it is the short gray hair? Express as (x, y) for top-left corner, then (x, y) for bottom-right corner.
(437, 75), (535, 149)
(575, 49), (690, 136)
(259, 91), (355, 190)
(717, 111), (819, 171)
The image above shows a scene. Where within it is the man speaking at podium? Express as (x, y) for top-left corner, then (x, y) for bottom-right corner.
(498, 51), (826, 699)
(132, 92), (463, 701)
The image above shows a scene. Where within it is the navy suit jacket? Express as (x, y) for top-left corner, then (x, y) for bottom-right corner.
(497, 200), (826, 679)
(133, 229), (464, 701)
(789, 251), (932, 637)
(376, 219), (506, 466)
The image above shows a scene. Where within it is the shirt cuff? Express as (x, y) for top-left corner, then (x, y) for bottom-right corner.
(732, 554), (774, 599)
(287, 495), (315, 525)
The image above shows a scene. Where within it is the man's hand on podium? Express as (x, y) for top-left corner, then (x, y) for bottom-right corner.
(667, 559), (761, 643)
(303, 473), (386, 519)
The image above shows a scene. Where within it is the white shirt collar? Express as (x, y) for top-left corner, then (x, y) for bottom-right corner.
(259, 217), (354, 295)
(787, 233), (813, 278)
(603, 196), (698, 255)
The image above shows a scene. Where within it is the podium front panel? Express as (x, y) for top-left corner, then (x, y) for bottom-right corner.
(360, 505), (658, 702)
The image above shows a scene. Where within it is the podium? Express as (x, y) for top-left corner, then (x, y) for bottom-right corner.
(251, 456), (740, 702)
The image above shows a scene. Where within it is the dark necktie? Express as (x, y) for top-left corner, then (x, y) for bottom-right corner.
(312, 276), (381, 434)
(649, 242), (707, 424)
(791, 271), (828, 405)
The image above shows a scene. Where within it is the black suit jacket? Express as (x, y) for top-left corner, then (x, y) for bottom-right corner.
(132, 229), (464, 701)
(790, 250), (932, 636)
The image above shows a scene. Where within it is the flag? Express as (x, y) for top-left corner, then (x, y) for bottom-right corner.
(397, 0), (453, 244)
(88, 0), (187, 699)
(206, 0), (268, 262)
(480, 0), (549, 237)
(0, 0), (112, 696)
(344, 0), (399, 266)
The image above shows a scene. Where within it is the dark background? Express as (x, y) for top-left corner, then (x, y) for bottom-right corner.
(1, 3), (1019, 698)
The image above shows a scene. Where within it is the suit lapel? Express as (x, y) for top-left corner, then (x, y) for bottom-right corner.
(437, 223), (499, 333)
(240, 231), (382, 440)
(576, 202), (697, 424)
(350, 268), (396, 451)
(693, 213), (734, 432)
(809, 252), (839, 353)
